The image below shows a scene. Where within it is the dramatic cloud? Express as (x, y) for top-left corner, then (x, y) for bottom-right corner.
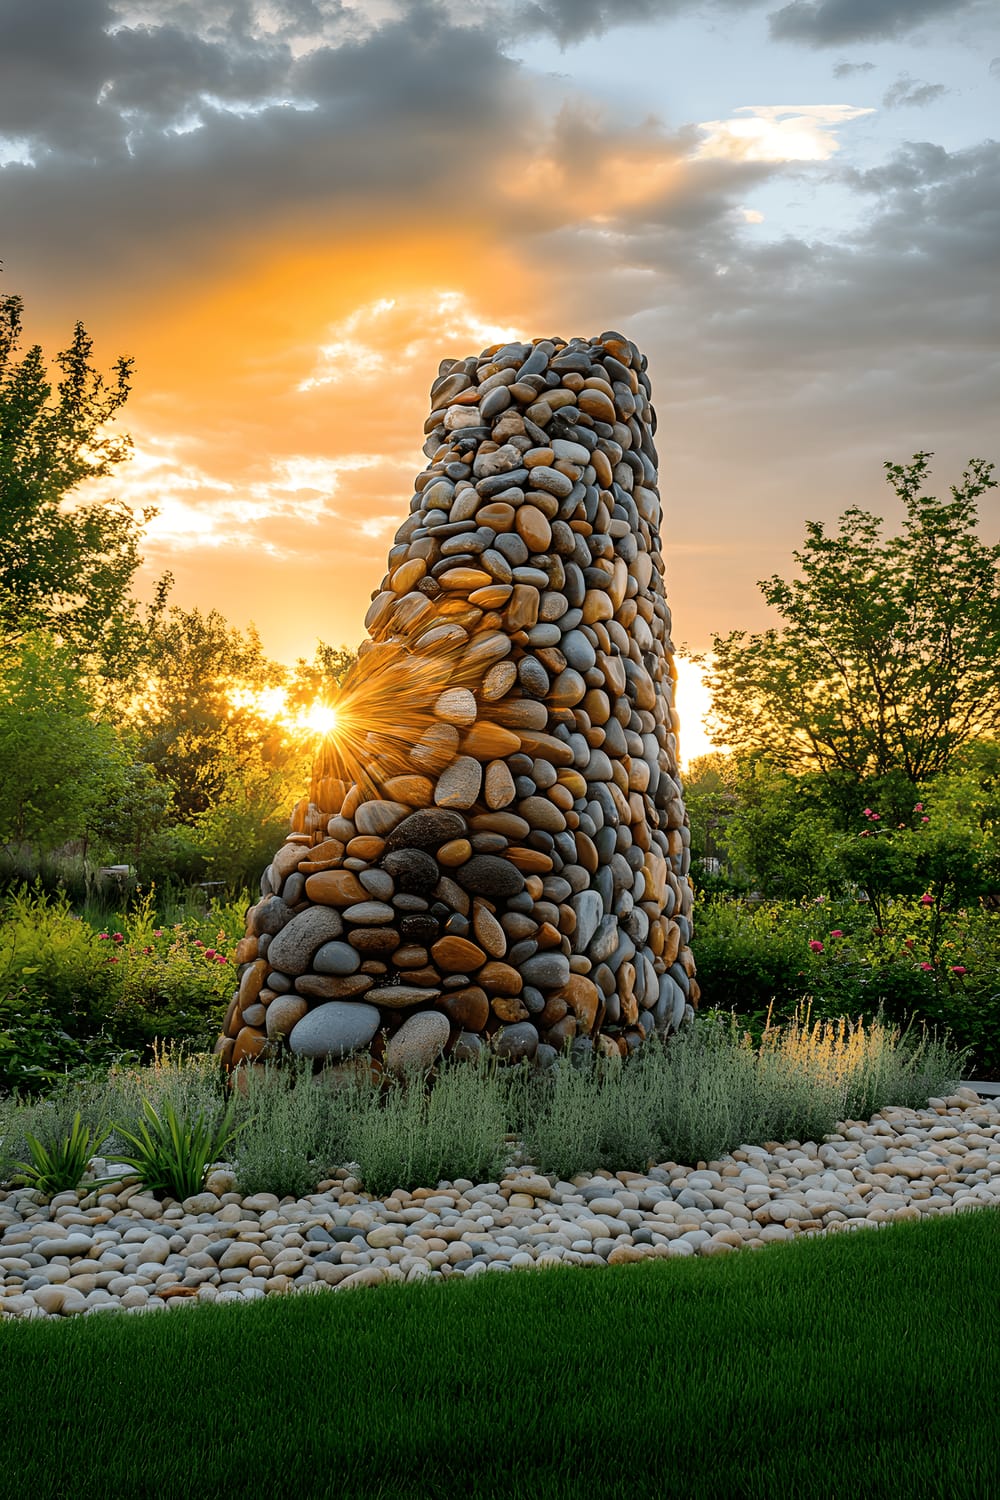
(513, 0), (691, 46)
(882, 74), (949, 109)
(2, 0), (996, 664)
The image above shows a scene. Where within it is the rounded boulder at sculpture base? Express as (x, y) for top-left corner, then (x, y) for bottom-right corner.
(219, 331), (697, 1080)
(287, 1003), (381, 1060)
(385, 1010), (451, 1074)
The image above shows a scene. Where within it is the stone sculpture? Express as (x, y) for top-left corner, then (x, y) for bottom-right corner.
(217, 331), (698, 1079)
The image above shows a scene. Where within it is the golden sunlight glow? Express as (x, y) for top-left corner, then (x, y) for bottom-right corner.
(674, 654), (729, 769)
(229, 686), (340, 741)
(300, 703), (339, 736)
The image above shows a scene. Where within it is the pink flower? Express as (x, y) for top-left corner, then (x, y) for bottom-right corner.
(921, 816), (929, 823)
(194, 940), (204, 948)
(153, 929), (164, 938)
(830, 930), (843, 939)
(112, 932), (124, 943)
(919, 893), (934, 906)
(920, 962), (934, 972)
(904, 939), (914, 950)
(809, 940), (824, 953)
(863, 808), (873, 817)
(107, 957), (119, 965)
(951, 966), (967, 975)
(914, 803), (923, 812)
(204, 949), (217, 960)
(215, 954), (228, 963)
(871, 813), (880, 821)
(98, 933), (109, 941)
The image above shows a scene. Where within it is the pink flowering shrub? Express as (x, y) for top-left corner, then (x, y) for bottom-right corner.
(693, 894), (1000, 1074)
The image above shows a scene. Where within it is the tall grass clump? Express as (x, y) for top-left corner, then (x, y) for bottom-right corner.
(230, 1060), (353, 1200)
(346, 1056), (512, 1197)
(520, 1007), (965, 1177)
(98, 1043), (227, 1159)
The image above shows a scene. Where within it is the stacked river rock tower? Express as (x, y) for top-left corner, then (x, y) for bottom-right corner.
(217, 331), (698, 1080)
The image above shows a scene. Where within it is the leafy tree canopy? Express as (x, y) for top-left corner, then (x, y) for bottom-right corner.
(0, 291), (149, 656)
(704, 454), (999, 784)
(0, 632), (130, 853)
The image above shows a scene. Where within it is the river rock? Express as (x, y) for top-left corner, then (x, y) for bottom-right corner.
(265, 907), (346, 976)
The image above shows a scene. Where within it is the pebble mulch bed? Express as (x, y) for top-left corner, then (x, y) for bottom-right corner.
(1, 1088), (996, 1319)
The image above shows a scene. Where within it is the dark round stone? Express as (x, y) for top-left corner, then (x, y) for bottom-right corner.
(454, 855), (525, 899)
(251, 895), (294, 936)
(383, 809), (468, 853)
(381, 846), (440, 894)
(400, 912), (440, 941)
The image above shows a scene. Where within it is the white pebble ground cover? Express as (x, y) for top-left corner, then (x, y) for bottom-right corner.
(1, 1087), (996, 1320)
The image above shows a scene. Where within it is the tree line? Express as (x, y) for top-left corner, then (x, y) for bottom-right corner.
(0, 288), (355, 890)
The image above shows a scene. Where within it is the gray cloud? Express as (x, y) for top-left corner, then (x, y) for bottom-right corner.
(883, 75), (949, 109)
(769, 0), (977, 47)
(990, 56), (1000, 78)
(0, 0), (296, 159)
(0, 0), (533, 278)
(832, 59), (875, 77)
(514, 0), (691, 46)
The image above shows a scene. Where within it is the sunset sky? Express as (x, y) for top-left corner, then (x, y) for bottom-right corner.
(2, 0), (998, 760)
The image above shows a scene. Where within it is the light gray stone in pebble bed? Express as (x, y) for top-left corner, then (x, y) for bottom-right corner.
(1, 1091), (997, 1317)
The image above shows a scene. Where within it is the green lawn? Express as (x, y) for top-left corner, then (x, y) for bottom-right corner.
(1, 1211), (997, 1499)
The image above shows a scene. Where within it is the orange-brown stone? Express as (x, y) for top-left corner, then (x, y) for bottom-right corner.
(304, 870), (368, 906)
(381, 774), (436, 807)
(492, 995), (529, 1023)
(460, 721), (522, 760)
(478, 960), (523, 996)
(489, 698), (549, 730)
(431, 936), (487, 972)
(238, 959), (269, 1009)
(557, 974), (600, 1033)
(506, 847), (553, 874)
(232, 1026), (269, 1068)
(442, 987), (490, 1030)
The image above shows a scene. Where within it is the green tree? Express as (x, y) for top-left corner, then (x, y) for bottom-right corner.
(285, 640), (359, 713)
(86, 756), (174, 868)
(713, 756), (840, 899)
(0, 633), (129, 854)
(705, 454), (999, 784)
(131, 602), (297, 822)
(0, 292), (149, 657)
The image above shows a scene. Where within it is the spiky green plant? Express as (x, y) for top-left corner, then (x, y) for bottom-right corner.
(112, 1096), (244, 1202)
(13, 1111), (120, 1198)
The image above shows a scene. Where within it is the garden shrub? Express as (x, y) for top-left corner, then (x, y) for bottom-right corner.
(0, 886), (241, 1089)
(693, 895), (1000, 1074)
